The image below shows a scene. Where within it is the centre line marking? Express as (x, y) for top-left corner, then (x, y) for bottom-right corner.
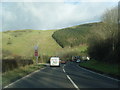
(66, 75), (80, 90)
(63, 68), (66, 73)
(63, 64), (80, 90)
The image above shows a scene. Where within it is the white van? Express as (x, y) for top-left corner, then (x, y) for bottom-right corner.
(50, 57), (60, 67)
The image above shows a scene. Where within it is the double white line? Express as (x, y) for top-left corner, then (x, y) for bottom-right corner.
(63, 65), (80, 90)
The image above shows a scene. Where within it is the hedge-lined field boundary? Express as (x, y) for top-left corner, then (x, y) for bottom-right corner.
(2, 59), (33, 72)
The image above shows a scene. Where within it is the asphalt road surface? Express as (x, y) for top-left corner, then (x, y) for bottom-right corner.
(4, 62), (119, 89)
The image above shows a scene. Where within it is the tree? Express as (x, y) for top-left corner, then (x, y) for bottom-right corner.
(88, 6), (119, 63)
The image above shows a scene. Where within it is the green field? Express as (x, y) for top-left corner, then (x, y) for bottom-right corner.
(2, 30), (62, 59)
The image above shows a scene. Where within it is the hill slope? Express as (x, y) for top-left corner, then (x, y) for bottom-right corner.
(2, 22), (100, 60)
(52, 22), (100, 48)
(2, 30), (62, 59)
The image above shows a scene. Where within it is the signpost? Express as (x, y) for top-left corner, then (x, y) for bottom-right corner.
(34, 46), (38, 64)
(35, 50), (38, 56)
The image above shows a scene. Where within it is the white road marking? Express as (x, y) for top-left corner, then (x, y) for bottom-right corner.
(63, 69), (65, 73)
(78, 65), (120, 81)
(66, 75), (80, 90)
(63, 64), (80, 90)
(63, 64), (66, 68)
(3, 67), (46, 88)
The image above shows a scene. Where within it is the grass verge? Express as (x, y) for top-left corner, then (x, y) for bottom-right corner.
(2, 63), (45, 87)
(79, 59), (120, 79)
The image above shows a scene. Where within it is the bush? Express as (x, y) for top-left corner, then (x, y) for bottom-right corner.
(2, 59), (33, 73)
(38, 55), (50, 63)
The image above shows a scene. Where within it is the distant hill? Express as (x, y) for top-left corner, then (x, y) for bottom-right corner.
(52, 22), (101, 48)
(2, 30), (62, 59)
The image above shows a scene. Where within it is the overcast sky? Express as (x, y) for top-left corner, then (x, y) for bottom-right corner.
(0, 0), (119, 31)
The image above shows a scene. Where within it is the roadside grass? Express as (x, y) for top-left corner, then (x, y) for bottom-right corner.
(2, 63), (45, 87)
(79, 59), (119, 79)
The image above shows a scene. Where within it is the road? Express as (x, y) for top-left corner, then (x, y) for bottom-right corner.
(4, 62), (119, 89)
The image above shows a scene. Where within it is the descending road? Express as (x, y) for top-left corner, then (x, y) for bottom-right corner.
(4, 62), (119, 89)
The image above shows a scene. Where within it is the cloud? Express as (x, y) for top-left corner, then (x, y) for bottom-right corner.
(77, 0), (119, 2)
(1, 0), (119, 2)
(1, 0), (65, 2)
(1, 1), (118, 31)
(0, 3), (2, 31)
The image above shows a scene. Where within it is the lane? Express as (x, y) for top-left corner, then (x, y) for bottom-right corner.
(6, 64), (75, 88)
(4, 61), (119, 89)
(64, 62), (119, 88)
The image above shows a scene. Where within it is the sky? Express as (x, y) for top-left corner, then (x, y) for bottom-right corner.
(0, 0), (119, 31)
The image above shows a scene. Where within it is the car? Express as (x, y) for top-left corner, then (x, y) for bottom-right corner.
(50, 57), (60, 67)
(61, 60), (66, 64)
(76, 59), (81, 63)
(70, 60), (74, 62)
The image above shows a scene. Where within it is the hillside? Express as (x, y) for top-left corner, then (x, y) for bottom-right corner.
(52, 22), (101, 48)
(2, 22), (101, 60)
(2, 30), (62, 59)
(0, 32), (2, 59)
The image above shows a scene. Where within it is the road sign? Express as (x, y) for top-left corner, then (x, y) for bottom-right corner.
(35, 50), (38, 56)
(34, 46), (38, 51)
(34, 45), (39, 64)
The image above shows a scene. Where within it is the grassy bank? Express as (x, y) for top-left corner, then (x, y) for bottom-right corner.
(2, 63), (45, 87)
(2, 30), (62, 59)
(79, 60), (119, 79)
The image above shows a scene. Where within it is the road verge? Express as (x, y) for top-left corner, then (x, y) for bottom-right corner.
(79, 60), (120, 80)
(2, 63), (45, 88)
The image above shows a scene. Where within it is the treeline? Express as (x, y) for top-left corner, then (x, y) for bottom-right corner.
(52, 23), (99, 48)
(88, 6), (119, 63)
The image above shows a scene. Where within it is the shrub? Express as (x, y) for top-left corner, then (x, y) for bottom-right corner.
(2, 59), (33, 73)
